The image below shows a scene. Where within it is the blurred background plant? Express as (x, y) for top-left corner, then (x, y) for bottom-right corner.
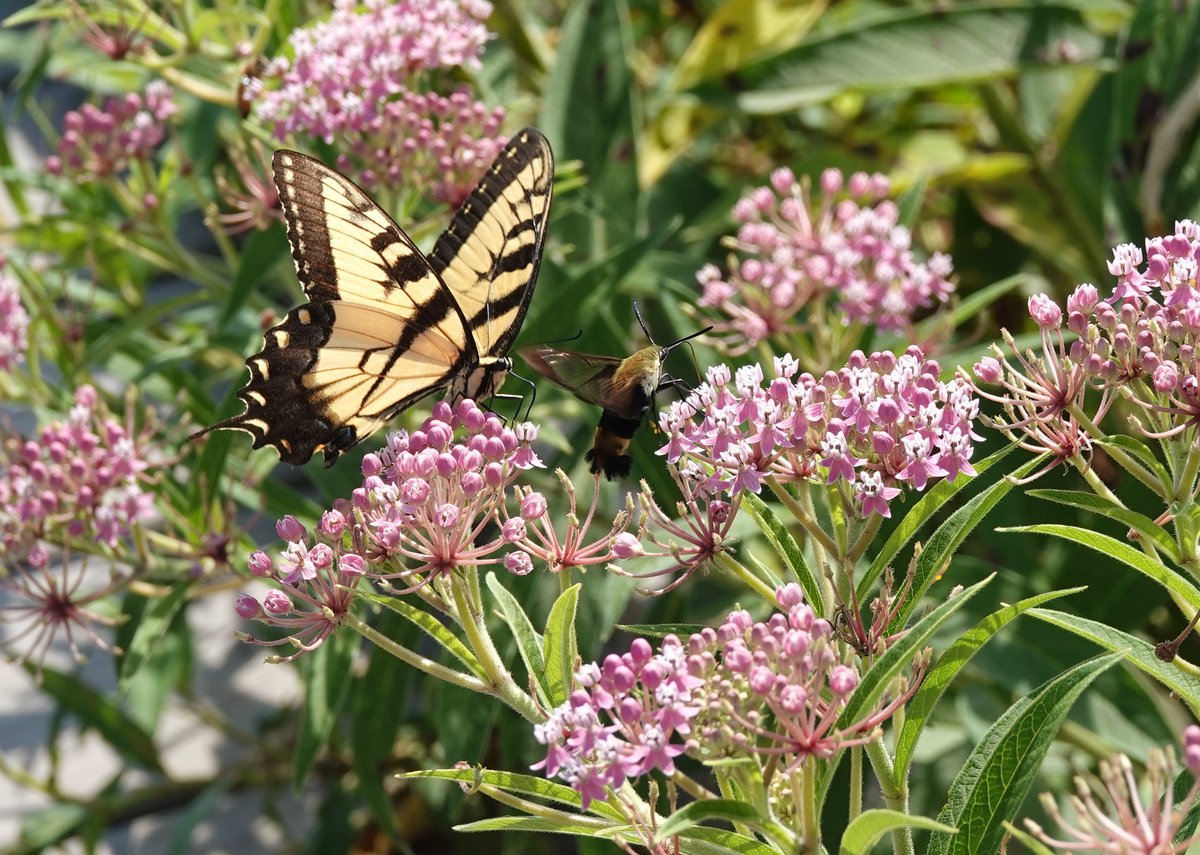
(1, 0), (1199, 853)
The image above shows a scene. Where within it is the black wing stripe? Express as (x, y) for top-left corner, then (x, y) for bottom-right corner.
(429, 128), (554, 358)
(201, 134), (552, 466)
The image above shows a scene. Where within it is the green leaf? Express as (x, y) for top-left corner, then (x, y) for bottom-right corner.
(350, 611), (417, 843)
(1094, 434), (1172, 489)
(864, 443), (1019, 594)
(671, 0), (825, 90)
(486, 572), (550, 704)
(117, 582), (190, 692)
(14, 803), (90, 851)
(30, 664), (161, 771)
(926, 652), (1124, 855)
(163, 778), (234, 855)
(1027, 488), (1179, 562)
(357, 590), (481, 674)
(454, 815), (610, 835)
(889, 452), (1043, 628)
(737, 3), (1105, 114)
(401, 767), (624, 821)
(1000, 524), (1200, 610)
(893, 587), (1084, 782)
(293, 632), (356, 789)
(839, 576), (992, 736)
(656, 799), (765, 839)
(1029, 607), (1200, 718)
(219, 224), (288, 328)
(539, 0), (637, 255)
(543, 584), (581, 706)
(741, 491), (818, 610)
(936, 273), (1030, 340)
(839, 809), (957, 855)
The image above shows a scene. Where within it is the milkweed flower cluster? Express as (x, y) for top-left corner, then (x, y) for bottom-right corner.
(0, 259), (28, 372)
(237, 399), (545, 654)
(253, 0), (505, 202)
(235, 513), (368, 662)
(45, 81), (176, 180)
(696, 167), (954, 352)
(335, 89), (506, 204)
(971, 221), (1200, 476)
(685, 584), (925, 771)
(1023, 725), (1200, 853)
(0, 386), (155, 563)
(624, 467), (741, 593)
(533, 635), (702, 808)
(659, 348), (979, 518)
(1, 543), (128, 669)
(533, 584), (926, 808)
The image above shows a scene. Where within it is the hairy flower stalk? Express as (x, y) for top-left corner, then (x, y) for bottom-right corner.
(1023, 725), (1200, 853)
(253, 0), (505, 203)
(695, 167), (954, 359)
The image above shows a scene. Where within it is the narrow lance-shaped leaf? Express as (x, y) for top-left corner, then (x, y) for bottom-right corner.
(893, 587), (1086, 783)
(926, 652), (1124, 855)
(742, 490), (819, 610)
(543, 584), (581, 706)
(887, 453), (1043, 630)
(1029, 607), (1200, 718)
(486, 572), (550, 705)
(1001, 524), (1200, 611)
(293, 631), (356, 789)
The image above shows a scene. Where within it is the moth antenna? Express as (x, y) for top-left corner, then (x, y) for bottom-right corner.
(632, 300), (656, 345)
(661, 324), (714, 356)
(539, 328), (585, 346)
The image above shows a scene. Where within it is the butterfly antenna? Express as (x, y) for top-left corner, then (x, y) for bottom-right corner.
(632, 300), (656, 345)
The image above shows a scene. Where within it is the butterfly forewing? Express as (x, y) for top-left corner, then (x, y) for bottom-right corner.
(195, 131), (553, 466)
(431, 129), (554, 359)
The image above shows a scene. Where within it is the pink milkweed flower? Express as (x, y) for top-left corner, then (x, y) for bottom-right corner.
(694, 167), (955, 355)
(1024, 725), (1200, 854)
(0, 258), (29, 372)
(662, 347), (978, 518)
(533, 635), (702, 808)
(685, 584), (927, 768)
(348, 399), (543, 591)
(47, 81), (176, 181)
(0, 385), (157, 561)
(1, 545), (128, 671)
(971, 222), (1200, 477)
(623, 463), (742, 594)
(254, 0), (505, 204)
(504, 470), (642, 575)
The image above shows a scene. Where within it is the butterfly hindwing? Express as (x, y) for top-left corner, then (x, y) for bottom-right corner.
(196, 131), (553, 466)
(431, 128), (554, 362)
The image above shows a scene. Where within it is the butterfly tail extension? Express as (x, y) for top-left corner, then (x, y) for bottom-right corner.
(193, 302), (361, 466)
